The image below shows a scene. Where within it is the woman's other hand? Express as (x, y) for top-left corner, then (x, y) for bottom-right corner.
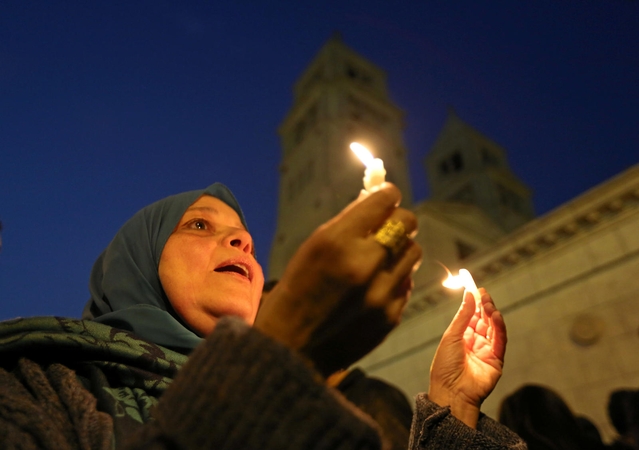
(428, 289), (507, 428)
(254, 183), (422, 377)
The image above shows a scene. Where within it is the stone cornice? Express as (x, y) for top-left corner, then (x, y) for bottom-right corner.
(404, 163), (639, 319)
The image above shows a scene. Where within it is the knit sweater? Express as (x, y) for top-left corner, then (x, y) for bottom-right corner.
(0, 316), (526, 449)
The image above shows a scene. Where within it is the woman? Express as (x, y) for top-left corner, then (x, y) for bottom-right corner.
(0, 182), (523, 449)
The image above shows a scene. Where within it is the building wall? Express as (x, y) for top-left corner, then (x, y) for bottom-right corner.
(358, 164), (639, 442)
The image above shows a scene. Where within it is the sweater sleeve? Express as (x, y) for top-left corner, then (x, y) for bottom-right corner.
(409, 393), (527, 450)
(124, 316), (383, 450)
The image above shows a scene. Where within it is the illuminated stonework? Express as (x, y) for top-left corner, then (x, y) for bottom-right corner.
(403, 165), (639, 319)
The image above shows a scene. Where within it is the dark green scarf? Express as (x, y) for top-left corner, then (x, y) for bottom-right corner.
(0, 315), (189, 445)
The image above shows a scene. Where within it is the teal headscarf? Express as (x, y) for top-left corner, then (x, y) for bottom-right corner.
(82, 183), (249, 354)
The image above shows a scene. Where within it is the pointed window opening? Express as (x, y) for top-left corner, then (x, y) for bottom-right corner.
(498, 183), (523, 213)
(346, 64), (373, 85)
(439, 151), (464, 175)
(456, 240), (476, 260)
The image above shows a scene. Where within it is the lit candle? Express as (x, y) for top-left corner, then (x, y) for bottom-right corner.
(350, 142), (386, 192)
(442, 268), (481, 305)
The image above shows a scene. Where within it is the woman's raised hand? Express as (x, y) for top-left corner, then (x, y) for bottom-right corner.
(428, 289), (507, 428)
(254, 183), (422, 377)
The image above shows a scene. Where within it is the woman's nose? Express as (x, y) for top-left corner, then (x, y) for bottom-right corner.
(222, 228), (253, 254)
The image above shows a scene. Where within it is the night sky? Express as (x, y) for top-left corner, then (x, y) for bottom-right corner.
(1, 1), (637, 320)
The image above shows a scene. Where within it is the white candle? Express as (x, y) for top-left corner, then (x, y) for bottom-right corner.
(350, 142), (386, 192)
(442, 268), (481, 305)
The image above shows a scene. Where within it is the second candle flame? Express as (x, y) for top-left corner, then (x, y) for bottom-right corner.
(442, 267), (481, 304)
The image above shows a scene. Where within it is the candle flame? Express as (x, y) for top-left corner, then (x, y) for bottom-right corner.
(439, 263), (481, 305)
(442, 270), (465, 290)
(436, 262), (460, 289)
(350, 142), (374, 168)
(439, 264), (472, 290)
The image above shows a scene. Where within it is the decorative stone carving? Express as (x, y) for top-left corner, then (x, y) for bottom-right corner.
(542, 233), (558, 245)
(505, 253), (521, 264)
(584, 211), (601, 224)
(608, 199), (624, 211)
(562, 222), (579, 235)
(569, 313), (604, 346)
(524, 242), (539, 254)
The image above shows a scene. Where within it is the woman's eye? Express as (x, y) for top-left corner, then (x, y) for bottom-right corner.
(189, 220), (207, 230)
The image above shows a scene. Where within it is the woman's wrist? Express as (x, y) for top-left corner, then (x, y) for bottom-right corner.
(428, 387), (480, 429)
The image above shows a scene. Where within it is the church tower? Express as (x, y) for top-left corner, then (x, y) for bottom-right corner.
(424, 109), (534, 233)
(268, 35), (413, 279)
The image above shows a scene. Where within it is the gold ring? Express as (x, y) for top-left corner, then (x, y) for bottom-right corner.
(373, 220), (408, 257)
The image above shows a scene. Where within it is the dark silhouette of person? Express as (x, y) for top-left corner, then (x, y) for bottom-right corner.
(608, 389), (639, 450)
(328, 368), (413, 450)
(262, 278), (413, 450)
(499, 384), (604, 450)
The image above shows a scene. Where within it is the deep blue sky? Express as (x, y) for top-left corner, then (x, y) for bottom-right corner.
(1, 1), (637, 320)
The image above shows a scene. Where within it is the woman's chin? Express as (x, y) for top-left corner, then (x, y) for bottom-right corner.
(196, 309), (256, 336)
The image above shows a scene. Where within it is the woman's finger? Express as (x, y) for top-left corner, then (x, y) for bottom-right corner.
(366, 240), (422, 309)
(478, 291), (507, 359)
(384, 276), (413, 325)
(483, 293), (508, 360)
(468, 311), (481, 330)
(491, 311), (507, 360)
(330, 183), (402, 237)
(446, 290), (476, 338)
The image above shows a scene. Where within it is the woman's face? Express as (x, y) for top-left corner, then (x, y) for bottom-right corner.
(159, 195), (264, 336)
